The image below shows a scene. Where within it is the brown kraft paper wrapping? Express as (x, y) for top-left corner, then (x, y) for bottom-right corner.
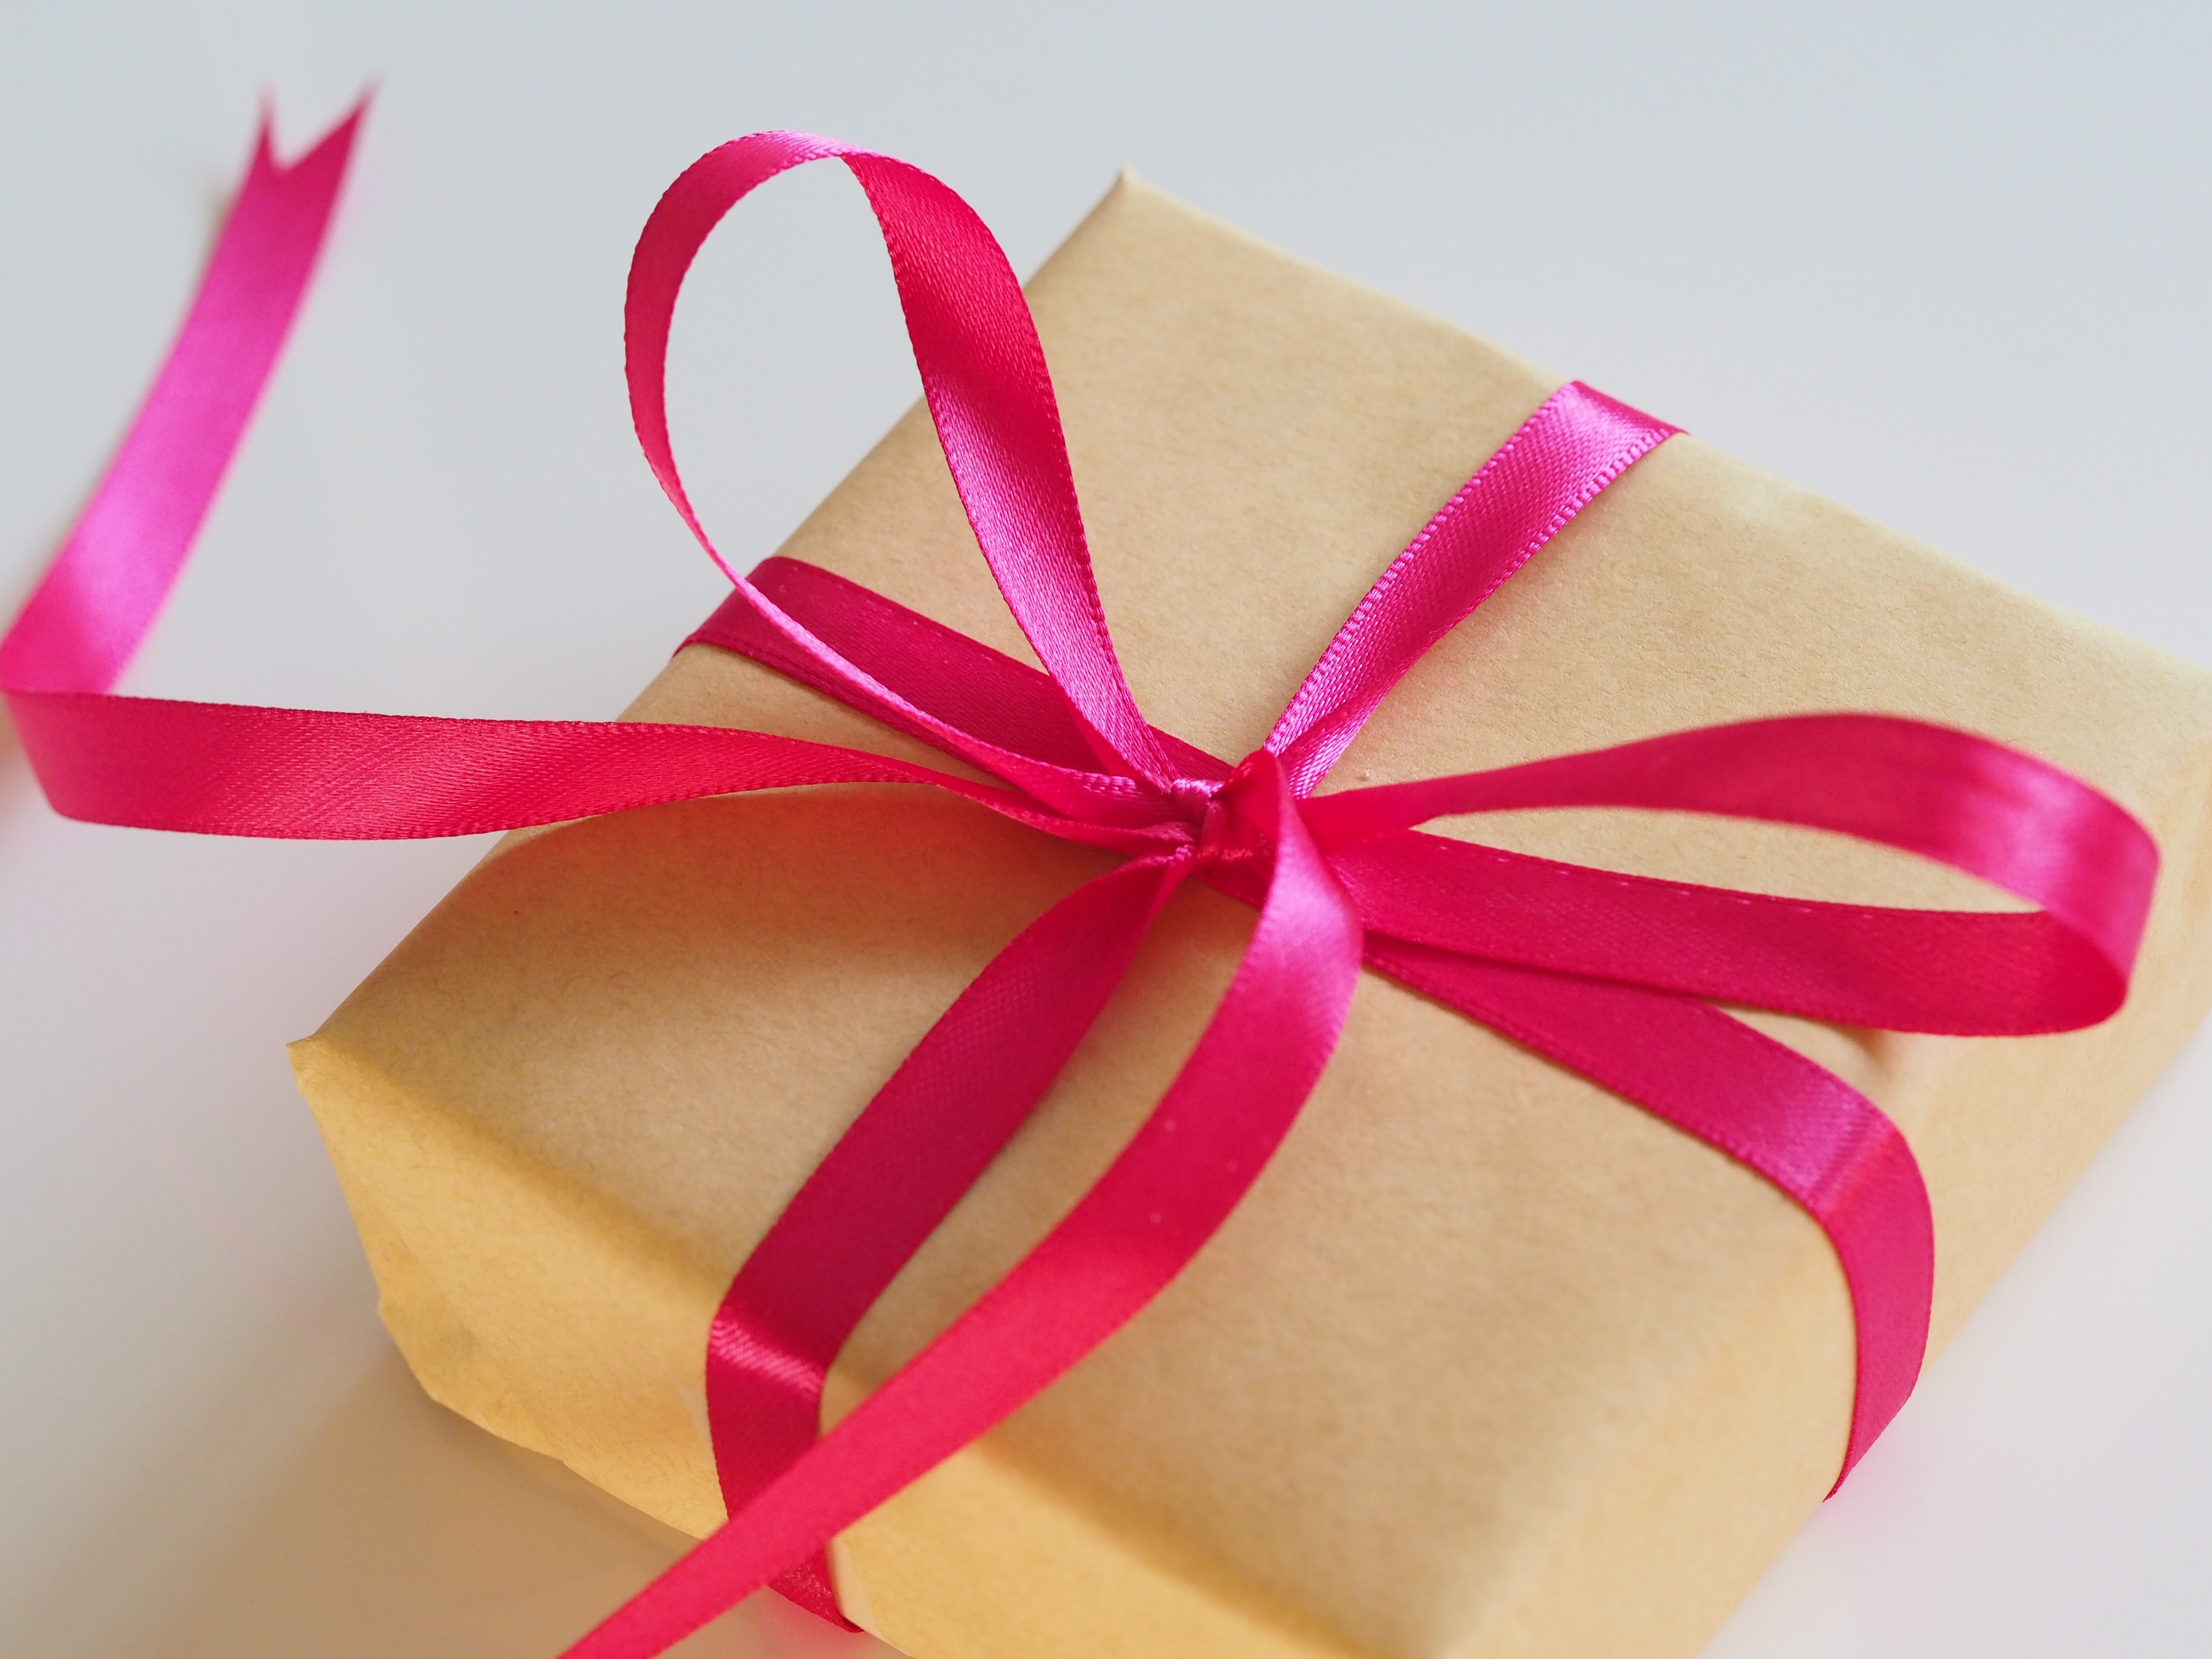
(290, 172), (2212, 1659)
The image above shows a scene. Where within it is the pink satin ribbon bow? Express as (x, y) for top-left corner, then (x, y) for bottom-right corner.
(1, 108), (2158, 1658)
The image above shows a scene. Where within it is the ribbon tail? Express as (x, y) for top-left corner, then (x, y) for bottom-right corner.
(559, 754), (1363, 1659)
(0, 103), (363, 697)
(1365, 938), (1931, 1487)
(5, 692), (1134, 842)
(708, 853), (1187, 1625)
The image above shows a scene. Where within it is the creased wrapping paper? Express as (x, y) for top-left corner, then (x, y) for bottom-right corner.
(293, 174), (2212, 1659)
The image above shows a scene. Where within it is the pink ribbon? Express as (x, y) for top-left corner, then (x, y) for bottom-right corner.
(1, 109), (2158, 1658)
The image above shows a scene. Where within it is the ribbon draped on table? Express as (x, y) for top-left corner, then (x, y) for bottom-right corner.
(1, 108), (2157, 1659)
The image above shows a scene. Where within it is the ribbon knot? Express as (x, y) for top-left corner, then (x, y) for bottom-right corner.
(1161, 770), (1223, 833)
(0, 112), (2161, 1659)
(1192, 755), (1280, 877)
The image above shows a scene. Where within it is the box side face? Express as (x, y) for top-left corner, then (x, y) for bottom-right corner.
(296, 1032), (1357, 1659)
(300, 174), (2212, 1659)
(298, 1066), (561, 1462)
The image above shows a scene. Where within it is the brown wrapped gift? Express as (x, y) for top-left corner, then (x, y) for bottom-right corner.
(291, 172), (2212, 1659)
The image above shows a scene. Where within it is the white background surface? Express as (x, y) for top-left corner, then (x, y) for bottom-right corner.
(2, 3), (2208, 1655)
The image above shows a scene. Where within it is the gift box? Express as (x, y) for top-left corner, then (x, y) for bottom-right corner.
(269, 157), (2212, 1659)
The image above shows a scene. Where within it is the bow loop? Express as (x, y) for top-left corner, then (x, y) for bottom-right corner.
(625, 132), (1174, 789)
(1192, 751), (1280, 878)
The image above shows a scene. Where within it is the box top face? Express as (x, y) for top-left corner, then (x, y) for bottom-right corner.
(309, 174), (2212, 1659)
